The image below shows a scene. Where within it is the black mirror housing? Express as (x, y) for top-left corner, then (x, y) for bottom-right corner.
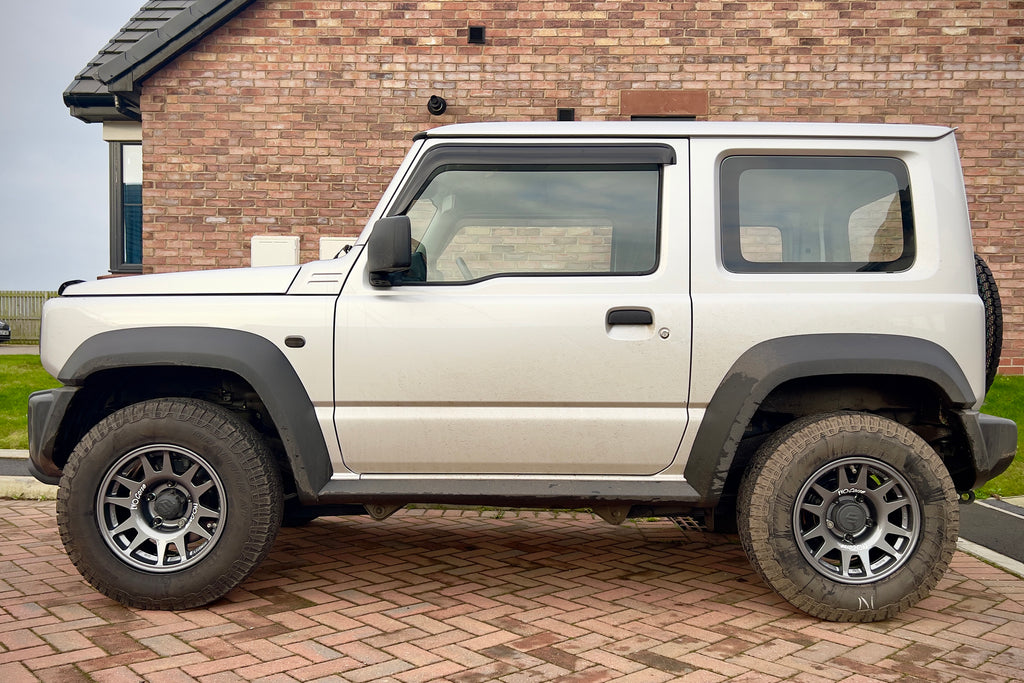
(367, 216), (412, 286)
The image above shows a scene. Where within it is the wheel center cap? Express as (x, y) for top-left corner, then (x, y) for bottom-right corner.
(833, 500), (868, 534)
(153, 490), (188, 520)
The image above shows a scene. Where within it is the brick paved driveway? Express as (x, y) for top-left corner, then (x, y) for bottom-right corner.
(2, 501), (1023, 682)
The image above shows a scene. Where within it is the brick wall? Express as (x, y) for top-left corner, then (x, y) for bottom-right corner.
(140, 0), (1024, 371)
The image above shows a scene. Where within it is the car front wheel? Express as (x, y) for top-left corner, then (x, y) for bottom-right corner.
(57, 398), (283, 610)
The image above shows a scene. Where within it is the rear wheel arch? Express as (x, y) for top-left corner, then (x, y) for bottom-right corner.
(686, 334), (977, 509)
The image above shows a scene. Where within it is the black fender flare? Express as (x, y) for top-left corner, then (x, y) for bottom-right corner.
(59, 327), (331, 501)
(684, 334), (977, 503)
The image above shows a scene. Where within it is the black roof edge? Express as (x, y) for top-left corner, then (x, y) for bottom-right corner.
(97, 0), (255, 94)
(63, 94), (140, 123)
(63, 92), (116, 109)
(63, 94), (141, 122)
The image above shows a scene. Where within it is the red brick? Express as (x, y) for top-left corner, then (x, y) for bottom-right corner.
(132, 0), (1024, 366)
(3, 496), (1024, 681)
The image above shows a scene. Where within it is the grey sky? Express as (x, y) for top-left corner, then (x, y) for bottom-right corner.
(0, 0), (142, 291)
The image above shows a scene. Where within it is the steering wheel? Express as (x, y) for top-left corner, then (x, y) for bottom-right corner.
(455, 256), (474, 280)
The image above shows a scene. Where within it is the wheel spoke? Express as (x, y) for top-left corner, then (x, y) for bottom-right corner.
(192, 480), (215, 497)
(153, 539), (169, 566)
(187, 520), (213, 541)
(811, 483), (833, 501)
(800, 521), (827, 542)
(875, 538), (901, 560)
(880, 497), (911, 517)
(167, 534), (189, 563)
(857, 551), (874, 578)
(840, 549), (854, 576)
(194, 504), (221, 521)
(872, 478), (896, 498)
(139, 453), (157, 480)
(840, 463), (867, 490)
(813, 535), (841, 560)
(180, 463), (200, 485)
(877, 516), (914, 542)
(102, 495), (134, 509)
(125, 530), (148, 555)
(109, 515), (143, 537)
(113, 475), (141, 491)
(800, 499), (826, 517)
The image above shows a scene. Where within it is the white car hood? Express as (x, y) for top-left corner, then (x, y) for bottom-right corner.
(61, 266), (301, 296)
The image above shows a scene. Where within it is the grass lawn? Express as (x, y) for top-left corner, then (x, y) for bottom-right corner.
(977, 375), (1024, 498)
(1, 352), (1022, 495)
(0, 355), (61, 449)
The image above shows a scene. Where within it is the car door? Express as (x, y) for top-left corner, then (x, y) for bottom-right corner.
(334, 140), (691, 475)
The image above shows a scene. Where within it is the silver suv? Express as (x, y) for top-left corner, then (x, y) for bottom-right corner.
(29, 121), (1015, 621)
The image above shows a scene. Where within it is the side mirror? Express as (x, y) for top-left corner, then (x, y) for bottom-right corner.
(367, 216), (412, 286)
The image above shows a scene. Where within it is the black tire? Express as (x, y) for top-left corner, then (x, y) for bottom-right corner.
(976, 253), (1003, 393)
(57, 398), (283, 610)
(737, 412), (958, 622)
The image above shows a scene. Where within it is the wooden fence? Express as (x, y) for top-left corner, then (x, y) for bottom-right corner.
(0, 292), (58, 344)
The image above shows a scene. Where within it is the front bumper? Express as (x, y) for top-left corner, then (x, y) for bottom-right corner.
(27, 387), (79, 485)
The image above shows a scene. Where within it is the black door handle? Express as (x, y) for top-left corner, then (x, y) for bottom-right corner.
(606, 309), (653, 326)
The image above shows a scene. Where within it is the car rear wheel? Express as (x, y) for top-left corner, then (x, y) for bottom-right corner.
(57, 398), (283, 610)
(737, 411), (958, 622)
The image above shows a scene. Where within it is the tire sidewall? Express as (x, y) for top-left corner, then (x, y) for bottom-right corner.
(58, 400), (281, 608)
(741, 414), (957, 619)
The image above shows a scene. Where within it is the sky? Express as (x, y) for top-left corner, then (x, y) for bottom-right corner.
(0, 0), (143, 291)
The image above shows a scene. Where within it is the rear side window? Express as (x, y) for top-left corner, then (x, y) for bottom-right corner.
(720, 156), (915, 273)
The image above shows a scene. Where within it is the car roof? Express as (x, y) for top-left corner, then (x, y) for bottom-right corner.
(418, 120), (953, 141)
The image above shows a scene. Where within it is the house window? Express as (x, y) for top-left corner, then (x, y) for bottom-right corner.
(110, 142), (142, 272)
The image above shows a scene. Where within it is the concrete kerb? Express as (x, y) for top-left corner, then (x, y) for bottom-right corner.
(0, 450), (56, 500)
(0, 344), (40, 355)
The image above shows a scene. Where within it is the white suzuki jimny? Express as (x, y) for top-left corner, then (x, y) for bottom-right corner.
(29, 121), (1016, 621)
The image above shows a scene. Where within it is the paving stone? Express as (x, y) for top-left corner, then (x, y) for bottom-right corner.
(1, 501), (1023, 681)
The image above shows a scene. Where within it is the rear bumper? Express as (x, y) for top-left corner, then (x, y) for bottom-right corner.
(27, 387), (78, 485)
(963, 410), (1017, 489)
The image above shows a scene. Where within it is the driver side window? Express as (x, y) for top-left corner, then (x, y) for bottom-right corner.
(400, 165), (661, 283)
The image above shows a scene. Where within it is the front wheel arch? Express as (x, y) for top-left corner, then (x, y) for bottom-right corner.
(56, 326), (332, 501)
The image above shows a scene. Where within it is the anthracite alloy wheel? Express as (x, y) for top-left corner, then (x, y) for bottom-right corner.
(95, 444), (228, 572)
(792, 456), (920, 585)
